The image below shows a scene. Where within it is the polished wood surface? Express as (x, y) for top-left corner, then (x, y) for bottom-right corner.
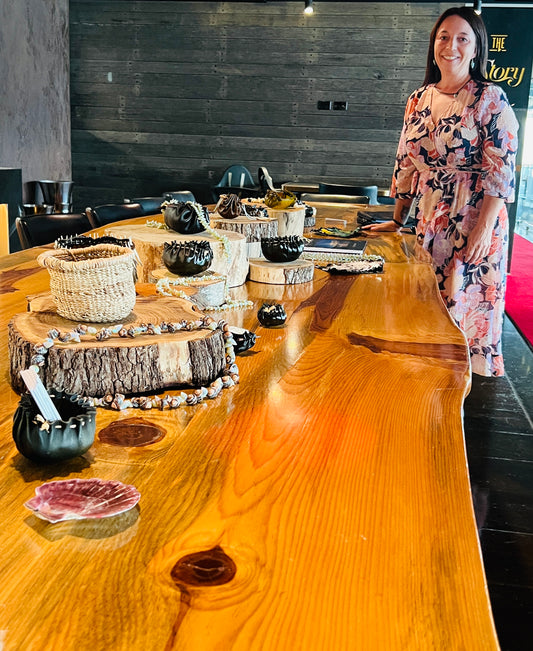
(0, 204), (499, 650)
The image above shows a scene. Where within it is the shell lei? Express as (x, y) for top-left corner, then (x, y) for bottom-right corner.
(155, 277), (253, 312)
(301, 252), (384, 264)
(28, 318), (240, 412)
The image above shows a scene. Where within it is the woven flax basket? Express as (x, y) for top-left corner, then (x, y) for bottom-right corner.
(38, 244), (137, 322)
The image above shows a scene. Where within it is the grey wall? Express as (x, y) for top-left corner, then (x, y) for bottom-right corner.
(0, 0), (71, 202)
(70, 1), (454, 208)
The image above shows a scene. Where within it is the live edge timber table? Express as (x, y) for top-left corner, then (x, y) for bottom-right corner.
(0, 204), (500, 650)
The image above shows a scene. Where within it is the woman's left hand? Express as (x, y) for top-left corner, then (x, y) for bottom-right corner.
(463, 222), (493, 264)
(463, 195), (504, 264)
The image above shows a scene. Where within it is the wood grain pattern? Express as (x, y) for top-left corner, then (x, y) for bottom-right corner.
(0, 206), (499, 650)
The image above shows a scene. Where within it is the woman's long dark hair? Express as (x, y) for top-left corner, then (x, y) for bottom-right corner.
(423, 7), (488, 85)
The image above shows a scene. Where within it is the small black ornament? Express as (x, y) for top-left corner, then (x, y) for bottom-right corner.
(228, 326), (257, 354)
(257, 302), (287, 327)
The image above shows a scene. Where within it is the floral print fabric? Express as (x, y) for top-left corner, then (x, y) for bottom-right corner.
(391, 80), (519, 376)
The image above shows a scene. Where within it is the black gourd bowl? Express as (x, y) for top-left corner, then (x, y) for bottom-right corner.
(163, 202), (209, 234)
(261, 236), (305, 263)
(13, 391), (96, 462)
(162, 240), (213, 276)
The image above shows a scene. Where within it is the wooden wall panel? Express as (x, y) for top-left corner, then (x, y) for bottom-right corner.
(70, 1), (454, 208)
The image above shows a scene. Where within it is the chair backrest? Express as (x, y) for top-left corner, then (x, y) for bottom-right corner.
(301, 193), (370, 204)
(377, 195), (395, 205)
(318, 183), (378, 205)
(86, 203), (144, 228)
(258, 167), (276, 193)
(16, 213), (92, 249)
(125, 196), (164, 215)
(215, 165), (256, 189)
(163, 190), (196, 203)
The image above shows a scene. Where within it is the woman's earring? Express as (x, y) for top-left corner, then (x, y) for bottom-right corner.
(433, 58), (436, 66)
(470, 59), (475, 70)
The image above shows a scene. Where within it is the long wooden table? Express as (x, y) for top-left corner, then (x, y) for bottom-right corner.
(0, 204), (499, 650)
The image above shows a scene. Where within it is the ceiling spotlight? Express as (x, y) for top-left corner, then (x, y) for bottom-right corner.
(474, 0), (482, 14)
(304, 0), (314, 15)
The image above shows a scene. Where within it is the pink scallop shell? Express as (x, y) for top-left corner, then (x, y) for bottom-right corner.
(24, 478), (140, 523)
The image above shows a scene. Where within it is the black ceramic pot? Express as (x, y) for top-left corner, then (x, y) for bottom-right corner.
(163, 202), (209, 234)
(257, 303), (287, 327)
(261, 236), (305, 263)
(162, 240), (213, 276)
(12, 391), (96, 462)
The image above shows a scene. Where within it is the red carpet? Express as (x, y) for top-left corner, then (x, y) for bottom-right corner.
(506, 233), (533, 349)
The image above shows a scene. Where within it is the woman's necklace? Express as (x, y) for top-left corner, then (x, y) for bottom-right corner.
(434, 78), (471, 99)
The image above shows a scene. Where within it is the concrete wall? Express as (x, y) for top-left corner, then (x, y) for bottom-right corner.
(0, 0), (71, 202)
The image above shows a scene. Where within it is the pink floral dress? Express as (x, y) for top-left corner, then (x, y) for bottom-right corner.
(391, 79), (519, 376)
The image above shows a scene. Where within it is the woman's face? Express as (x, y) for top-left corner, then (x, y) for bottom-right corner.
(434, 15), (477, 80)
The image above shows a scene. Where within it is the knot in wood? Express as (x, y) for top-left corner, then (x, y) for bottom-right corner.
(171, 546), (237, 587)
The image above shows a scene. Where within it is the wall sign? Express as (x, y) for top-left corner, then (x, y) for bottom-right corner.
(482, 7), (533, 242)
(483, 8), (533, 111)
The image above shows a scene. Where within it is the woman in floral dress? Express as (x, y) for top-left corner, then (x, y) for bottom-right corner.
(365, 7), (519, 376)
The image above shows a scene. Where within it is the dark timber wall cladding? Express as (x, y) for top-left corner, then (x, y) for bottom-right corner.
(70, 1), (454, 209)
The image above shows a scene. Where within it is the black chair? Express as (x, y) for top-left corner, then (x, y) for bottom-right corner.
(318, 183), (379, 205)
(163, 190), (196, 203)
(377, 195), (396, 205)
(16, 213), (92, 250)
(85, 203), (144, 228)
(300, 193), (370, 204)
(211, 165), (260, 202)
(124, 196), (164, 215)
(258, 167), (276, 193)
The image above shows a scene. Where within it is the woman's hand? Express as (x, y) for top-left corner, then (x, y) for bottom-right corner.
(362, 220), (402, 232)
(463, 221), (493, 263)
(361, 197), (411, 233)
(463, 195), (504, 264)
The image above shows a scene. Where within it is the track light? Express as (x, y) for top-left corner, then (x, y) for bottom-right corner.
(304, 0), (314, 15)
(474, 0), (482, 14)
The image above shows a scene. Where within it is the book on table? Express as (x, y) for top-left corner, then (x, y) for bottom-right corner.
(304, 238), (367, 255)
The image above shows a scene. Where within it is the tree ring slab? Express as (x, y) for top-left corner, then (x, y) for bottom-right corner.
(265, 205), (306, 237)
(248, 258), (314, 285)
(149, 269), (227, 308)
(210, 215), (278, 259)
(105, 223), (248, 287)
(8, 296), (225, 397)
